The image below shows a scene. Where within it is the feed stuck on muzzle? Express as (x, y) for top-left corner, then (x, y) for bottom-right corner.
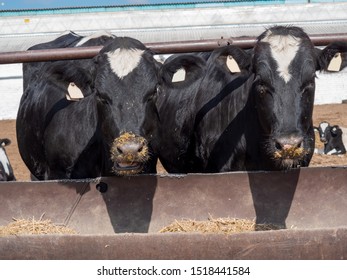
(110, 132), (149, 175)
(274, 135), (305, 159)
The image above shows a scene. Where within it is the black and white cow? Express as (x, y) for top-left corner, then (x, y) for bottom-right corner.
(190, 25), (347, 172)
(0, 138), (15, 181)
(314, 121), (347, 155)
(16, 32), (161, 180)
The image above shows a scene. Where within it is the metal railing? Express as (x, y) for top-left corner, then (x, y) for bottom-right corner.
(0, 33), (347, 64)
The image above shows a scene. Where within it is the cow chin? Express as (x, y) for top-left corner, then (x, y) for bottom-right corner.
(110, 132), (149, 176)
(113, 162), (144, 176)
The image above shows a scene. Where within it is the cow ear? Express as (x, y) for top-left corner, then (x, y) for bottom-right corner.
(313, 126), (319, 132)
(213, 45), (251, 73)
(160, 54), (206, 85)
(331, 126), (339, 136)
(316, 42), (347, 72)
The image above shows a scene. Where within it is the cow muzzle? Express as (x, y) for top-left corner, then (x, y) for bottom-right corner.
(273, 135), (306, 167)
(110, 132), (149, 175)
(320, 136), (327, 144)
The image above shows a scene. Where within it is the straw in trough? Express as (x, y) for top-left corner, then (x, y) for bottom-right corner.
(0, 217), (77, 236)
(159, 216), (282, 235)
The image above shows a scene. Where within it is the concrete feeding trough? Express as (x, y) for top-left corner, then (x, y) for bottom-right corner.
(0, 166), (347, 259)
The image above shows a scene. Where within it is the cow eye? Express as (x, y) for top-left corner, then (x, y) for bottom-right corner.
(96, 91), (111, 105)
(301, 81), (315, 95)
(144, 85), (158, 103)
(258, 85), (267, 97)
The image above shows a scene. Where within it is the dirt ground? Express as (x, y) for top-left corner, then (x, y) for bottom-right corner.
(2, 103), (347, 181)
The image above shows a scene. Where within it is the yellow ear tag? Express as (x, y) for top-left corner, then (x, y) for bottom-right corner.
(226, 55), (241, 73)
(172, 68), (186, 83)
(66, 82), (84, 101)
(327, 52), (342, 72)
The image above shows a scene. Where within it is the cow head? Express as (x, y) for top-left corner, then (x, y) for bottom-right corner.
(251, 26), (347, 169)
(93, 37), (161, 175)
(215, 26), (347, 170)
(314, 121), (331, 143)
(248, 26), (318, 169)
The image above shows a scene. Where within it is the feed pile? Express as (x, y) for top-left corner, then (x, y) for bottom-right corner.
(159, 216), (282, 235)
(0, 217), (77, 236)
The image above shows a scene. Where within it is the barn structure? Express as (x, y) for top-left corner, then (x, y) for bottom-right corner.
(0, 0), (347, 119)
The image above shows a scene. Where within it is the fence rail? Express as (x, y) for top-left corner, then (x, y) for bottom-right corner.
(1, 33), (347, 64)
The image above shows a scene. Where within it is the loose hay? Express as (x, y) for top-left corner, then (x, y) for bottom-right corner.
(0, 217), (77, 236)
(159, 216), (282, 235)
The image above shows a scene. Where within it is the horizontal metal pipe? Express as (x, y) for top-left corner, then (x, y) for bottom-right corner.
(0, 33), (347, 64)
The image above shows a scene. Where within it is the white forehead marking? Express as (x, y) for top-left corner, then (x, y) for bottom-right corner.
(319, 122), (329, 132)
(75, 31), (115, 47)
(107, 48), (144, 79)
(0, 148), (10, 175)
(261, 31), (301, 83)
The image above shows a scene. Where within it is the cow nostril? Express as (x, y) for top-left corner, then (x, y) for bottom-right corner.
(275, 136), (303, 150)
(117, 146), (123, 154)
(137, 142), (146, 153)
(275, 141), (282, 150)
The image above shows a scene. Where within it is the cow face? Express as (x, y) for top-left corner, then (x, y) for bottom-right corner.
(250, 27), (318, 169)
(315, 121), (330, 143)
(94, 37), (160, 175)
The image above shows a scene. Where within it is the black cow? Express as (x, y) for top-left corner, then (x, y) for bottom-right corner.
(0, 138), (15, 181)
(314, 121), (347, 155)
(17, 33), (161, 180)
(190, 25), (347, 172)
(157, 54), (207, 173)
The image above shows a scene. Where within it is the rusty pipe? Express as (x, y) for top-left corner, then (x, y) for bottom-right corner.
(0, 34), (346, 64)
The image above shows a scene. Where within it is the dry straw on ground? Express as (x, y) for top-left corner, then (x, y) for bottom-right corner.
(159, 216), (282, 235)
(0, 217), (77, 236)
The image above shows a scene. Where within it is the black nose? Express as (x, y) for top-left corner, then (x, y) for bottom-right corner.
(275, 135), (303, 151)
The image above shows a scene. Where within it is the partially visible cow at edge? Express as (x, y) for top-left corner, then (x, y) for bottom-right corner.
(0, 138), (15, 181)
(314, 121), (347, 155)
(160, 26), (347, 173)
(192, 26), (347, 172)
(191, 26), (347, 172)
(17, 32), (161, 180)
